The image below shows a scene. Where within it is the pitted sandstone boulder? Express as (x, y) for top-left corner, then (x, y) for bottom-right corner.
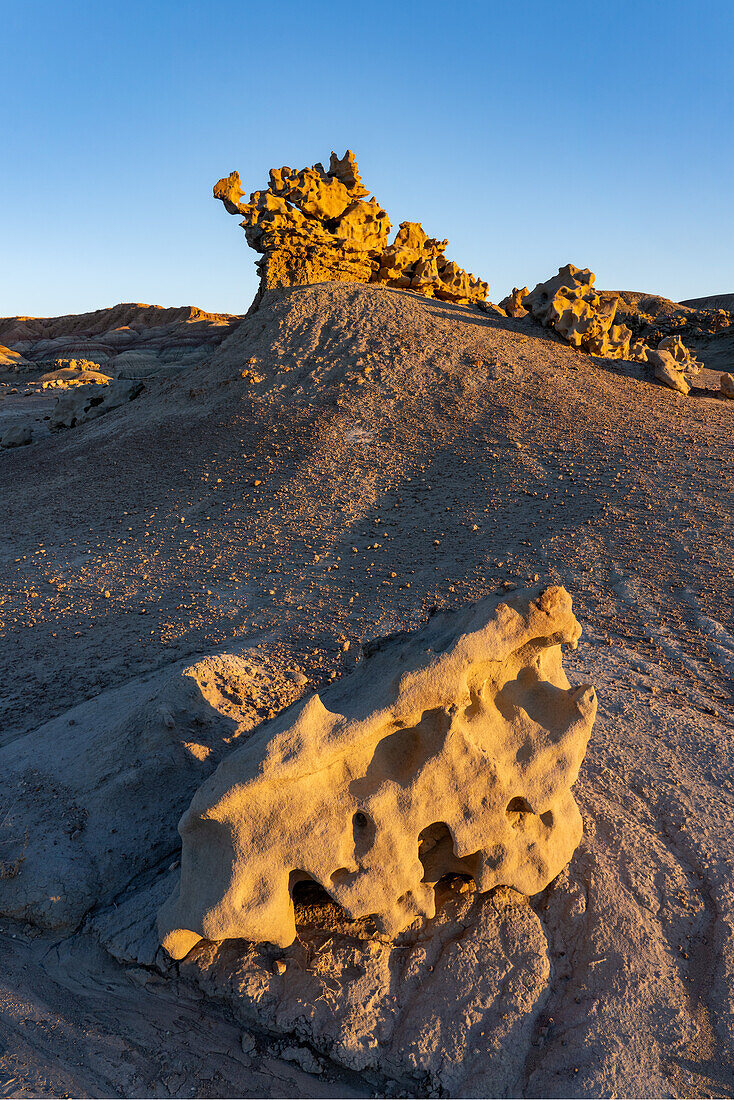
(524, 264), (632, 359)
(213, 150), (488, 305)
(159, 585), (596, 958)
(647, 348), (691, 394)
(657, 334), (700, 373)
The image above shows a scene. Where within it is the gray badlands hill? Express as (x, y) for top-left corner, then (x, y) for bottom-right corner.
(0, 281), (733, 1097)
(0, 301), (241, 373)
(682, 293), (734, 311)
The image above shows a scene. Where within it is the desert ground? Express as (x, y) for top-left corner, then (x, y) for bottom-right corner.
(1, 275), (733, 1098)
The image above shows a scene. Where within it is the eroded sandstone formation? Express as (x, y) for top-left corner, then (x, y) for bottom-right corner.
(213, 150), (488, 305)
(507, 270), (712, 387)
(643, 337), (700, 394)
(39, 360), (112, 389)
(657, 334), (700, 370)
(647, 348), (691, 395)
(499, 287), (530, 318)
(523, 265), (633, 358)
(159, 584), (596, 958)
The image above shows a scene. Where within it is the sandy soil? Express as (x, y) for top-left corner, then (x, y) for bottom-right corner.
(1, 281), (733, 1097)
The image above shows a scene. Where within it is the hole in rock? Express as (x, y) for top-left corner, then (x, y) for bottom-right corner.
(418, 821), (480, 883)
(289, 872), (333, 906)
(290, 870), (370, 937)
(506, 796), (536, 829)
(351, 810), (376, 857)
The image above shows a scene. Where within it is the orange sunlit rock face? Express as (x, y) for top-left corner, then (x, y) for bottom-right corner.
(213, 149), (488, 305)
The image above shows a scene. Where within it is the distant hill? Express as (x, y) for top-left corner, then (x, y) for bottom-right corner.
(680, 293), (734, 311)
(0, 302), (242, 367)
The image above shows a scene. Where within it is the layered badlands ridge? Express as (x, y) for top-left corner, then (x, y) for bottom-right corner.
(0, 302), (240, 372)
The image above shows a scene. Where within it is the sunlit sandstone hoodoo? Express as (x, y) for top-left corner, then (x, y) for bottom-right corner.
(213, 149), (488, 305)
(522, 264), (634, 359)
(159, 585), (596, 957)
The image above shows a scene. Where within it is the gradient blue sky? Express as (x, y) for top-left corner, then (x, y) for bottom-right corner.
(3, 0), (732, 317)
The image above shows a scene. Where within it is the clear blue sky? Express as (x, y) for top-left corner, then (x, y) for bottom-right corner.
(3, 0), (732, 317)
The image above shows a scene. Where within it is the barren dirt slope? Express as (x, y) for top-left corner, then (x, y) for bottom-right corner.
(1, 282), (733, 1097)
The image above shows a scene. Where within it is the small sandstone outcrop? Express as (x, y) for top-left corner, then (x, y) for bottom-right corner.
(523, 265), (632, 359)
(721, 372), (734, 399)
(646, 336), (701, 395)
(40, 360), (112, 389)
(499, 287), (530, 318)
(214, 150), (487, 305)
(628, 337), (650, 363)
(657, 334), (700, 373)
(647, 348), (690, 395)
(159, 584), (596, 958)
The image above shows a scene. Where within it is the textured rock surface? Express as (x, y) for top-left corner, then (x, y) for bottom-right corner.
(214, 150), (488, 305)
(648, 349), (691, 395)
(0, 424), (32, 448)
(49, 379), (144, 430)
(181, 883), (551, 1096)
(375, 222), (488, 304)
(721, 372), (734, 398)
(628, 337), (650, 362)
(0, 649), (303, 930)
(499, 287), (529, 318)
(524, 265), (632, 359)
(657, 334), (700, 372)
(159, 585), (595, 958)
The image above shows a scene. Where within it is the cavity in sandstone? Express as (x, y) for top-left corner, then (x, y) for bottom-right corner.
(159, 585), (596, 958)
(213, 150), (488, 305)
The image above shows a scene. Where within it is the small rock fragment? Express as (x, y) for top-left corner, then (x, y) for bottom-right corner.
(0, 425), (32, 448)
(281, 1046), (323, 1075)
